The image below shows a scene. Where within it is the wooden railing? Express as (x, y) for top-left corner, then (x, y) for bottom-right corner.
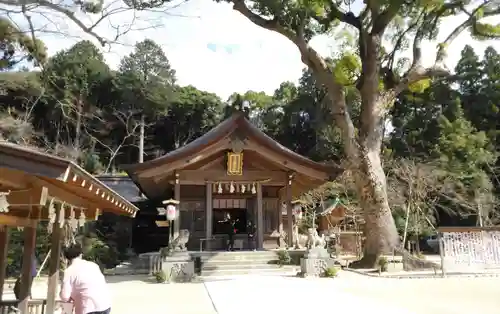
(0, 299), (46, 314)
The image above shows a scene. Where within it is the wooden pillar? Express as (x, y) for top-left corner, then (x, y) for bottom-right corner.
(286, 174), (293, 248)
(205, 183), (213, 251)
(278, 198), (284, 248)
(46, 205), (63, 314)
(19, 226), (37, 314)
(0, 226), (10, 301)
(173, 172), (181, 240)
(256, 183), (264, 250)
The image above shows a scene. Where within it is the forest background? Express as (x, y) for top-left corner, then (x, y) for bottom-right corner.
(1, 0), (499, 274)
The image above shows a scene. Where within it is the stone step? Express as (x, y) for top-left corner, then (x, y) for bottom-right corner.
(202, 263), (282, 271)
(201, 266), (298, 277)
(202, 259), (276, 267)
(197, 252), (278, 261)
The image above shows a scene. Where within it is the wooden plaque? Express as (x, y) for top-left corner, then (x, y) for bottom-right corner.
(227, 152), (243, 175)
(155, 221), (170, 227)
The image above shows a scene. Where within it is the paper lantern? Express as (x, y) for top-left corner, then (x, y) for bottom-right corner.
(166, 204), (177, 221)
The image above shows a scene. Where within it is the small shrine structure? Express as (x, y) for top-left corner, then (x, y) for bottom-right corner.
(124, 111), (341, 250)
(0, 142), (139, 314)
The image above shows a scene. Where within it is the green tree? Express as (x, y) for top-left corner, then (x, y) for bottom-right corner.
(187, 0), (500, 266)
(0, 18), (46, 70)
(43, 40), (111, 160)
(115, 39), (177, 162)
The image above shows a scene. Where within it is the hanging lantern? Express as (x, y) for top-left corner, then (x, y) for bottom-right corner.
(218, 183), (223, 194)
(166, 204), (177, 220)
(251, 183), (256, 194)
(229, 182), (235, 193)
(162, 199), (180, 221)
(241, 184), (246, 193)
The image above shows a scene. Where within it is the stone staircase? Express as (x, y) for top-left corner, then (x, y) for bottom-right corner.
(196, 251), (298, 277)
(108, 250), (299, 278)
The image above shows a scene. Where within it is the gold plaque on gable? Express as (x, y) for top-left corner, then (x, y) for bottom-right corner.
(227, 152), (243, 175)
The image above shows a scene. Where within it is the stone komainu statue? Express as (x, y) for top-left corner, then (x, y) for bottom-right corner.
(305, 228), (326, 249)
(169, 229), (190, 251)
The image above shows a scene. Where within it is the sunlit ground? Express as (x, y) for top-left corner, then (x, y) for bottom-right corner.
(12, 271), (500, 314)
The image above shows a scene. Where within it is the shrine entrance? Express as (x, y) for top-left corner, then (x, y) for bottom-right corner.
(124, 110), (341, 251)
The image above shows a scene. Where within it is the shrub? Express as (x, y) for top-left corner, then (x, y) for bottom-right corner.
(154, 270), (167, 283)
(323, 267), (339, 278)
(378, 257), (388, 272)
(276, 249), (291, 266)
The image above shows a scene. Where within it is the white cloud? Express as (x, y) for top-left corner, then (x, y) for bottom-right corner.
(8, 0), (500, 99)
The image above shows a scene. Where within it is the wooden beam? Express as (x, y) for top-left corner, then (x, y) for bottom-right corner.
(286, 175), (293, 248)
(198, 156), (225, 170)
(138, 138), (232, 178)
(244, 141), (330, 181)
(0, 214), (38, 228)
(34, 178), (98, 210)
(177, 170), (287, 183)
(6, 186), (48, 207)
(256, 183), (264, 250)
(0, 168), (31, 190)
(19, 226), (37, 314)
(0, 227), (9, 301)
(46, 204), (63, 314)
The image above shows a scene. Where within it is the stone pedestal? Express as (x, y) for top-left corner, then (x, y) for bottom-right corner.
(162, 252), (195, 282)
(300, 247), (335, 277)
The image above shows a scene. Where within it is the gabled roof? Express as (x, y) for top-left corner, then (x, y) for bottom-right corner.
(0, 141), (139, 216)
(123, 112), (342, 198)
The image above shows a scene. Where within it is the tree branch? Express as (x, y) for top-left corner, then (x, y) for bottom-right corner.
(395, 1), (500, 93)
(371, 0), (404, 35)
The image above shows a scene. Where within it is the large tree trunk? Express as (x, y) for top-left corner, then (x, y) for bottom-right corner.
(352, 145), (399, 267)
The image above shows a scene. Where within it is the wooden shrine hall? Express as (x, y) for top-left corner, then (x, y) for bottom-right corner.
(124, 111), (341, 250)
(0, 142), (139, 314)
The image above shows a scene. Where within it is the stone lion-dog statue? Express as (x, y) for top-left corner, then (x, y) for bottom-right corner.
(169, 229), (190, 251)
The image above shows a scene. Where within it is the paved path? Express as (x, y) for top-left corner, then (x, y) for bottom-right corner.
(203, 271), (500, 314)
(19, 272), (500, 314)
(204, 274), (414, 314)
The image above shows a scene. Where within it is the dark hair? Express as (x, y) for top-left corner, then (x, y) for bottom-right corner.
(63, 243), (83, 260)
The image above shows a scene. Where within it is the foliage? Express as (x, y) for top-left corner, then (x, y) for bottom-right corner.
(322, 267), (339, 278)
(6, 224), (51, 278)
(1, 32), (500, 269)
(276, 249), (292, 266)
(377, 257), (388, 272)
(81, 233), (120, 271)
(153, 270), (167, 283)
(0, 18), (47, 70)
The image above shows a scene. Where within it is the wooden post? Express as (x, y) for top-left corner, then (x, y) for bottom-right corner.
(277, 198), (284, 248)
(205, 183), (213, 251)
(173, 172), (181, 240)
(0, 226), (10, 301)
(46, 204), (63, 314)
(19, 226), (37, 314)
(256, 183), (264, 250)
(286, 174), (293, 248)
(438, 232), (446, 278)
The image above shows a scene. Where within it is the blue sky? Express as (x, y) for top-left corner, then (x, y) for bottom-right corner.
(15, 0), (500, 99)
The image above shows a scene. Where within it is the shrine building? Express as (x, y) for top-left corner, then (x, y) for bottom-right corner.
(123, 111), (341, 251)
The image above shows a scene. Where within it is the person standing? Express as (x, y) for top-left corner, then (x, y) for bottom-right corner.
(247, 220), (256, 251)
(219, 213), (238, 251)
(60, 243), (112, 314)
